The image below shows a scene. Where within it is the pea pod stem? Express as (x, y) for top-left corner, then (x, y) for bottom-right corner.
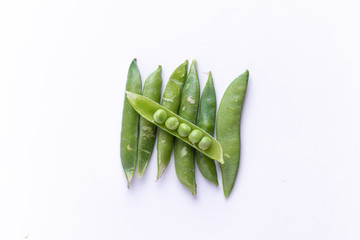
(125, 91), (224, 164)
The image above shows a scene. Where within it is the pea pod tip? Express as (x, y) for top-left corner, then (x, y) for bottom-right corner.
(244, 69), (249, 77)
(125, 90), (135, 98)
(126, 176), (132, 189)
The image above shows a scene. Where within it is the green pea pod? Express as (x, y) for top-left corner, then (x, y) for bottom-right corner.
(157, 61), (188, 180)
(138, 66), (162, 177)
(196, 72), (218, 186)
(217, 70), (249, 197)
(120, 59), (142, 188)
(125, 91), (224, 164)
(174, 60), (200, 195)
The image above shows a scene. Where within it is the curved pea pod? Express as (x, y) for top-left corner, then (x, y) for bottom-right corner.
(120, 59), (142, 188)
(196, 72), (218, 186)
(125, 91), (224, 164)
(174, 60), (200, 195)
(217, 70), (249, 198)
(137, 66), (162, 177)
(157, 60), (188, 180)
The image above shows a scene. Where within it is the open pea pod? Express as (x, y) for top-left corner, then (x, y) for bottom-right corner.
(126, 91), (224, 164)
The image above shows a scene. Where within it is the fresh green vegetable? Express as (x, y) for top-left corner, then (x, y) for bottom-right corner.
(137, 66), (162, 177)
(125, 91), (224, 164)
(174, 60), (200, 195)
(198, 137), (212, 150)
(196, 72), (218, 186)
(153, 109), (167, 124)
(157, 61), (188, 180)
(121, 59), (249, 197)
(165, 117), (179, 130)
(177, 123), (191, 137)
(217, 70), (249, 197)
(120, 59), (142, 188)
(188, 129), (203, 144)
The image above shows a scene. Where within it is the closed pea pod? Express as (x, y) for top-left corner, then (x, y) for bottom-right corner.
(120, 59), (142, 188)
(196, 72), (218, 186)
(137, 66), (162, 177)
(174, 60), (200, 195)
(217, 70), (249, 197)
(157, 61), (188, 180)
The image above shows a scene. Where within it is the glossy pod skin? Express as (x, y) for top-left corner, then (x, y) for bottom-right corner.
(137, 66), (162, 177)
(125, 92), (224, 163)
(120, 59), (142, 188)
(174, 60), (200, 195)
(217, 70), (249, 197)
(196, 72), (218, 186)
(157, 61), (188, 180)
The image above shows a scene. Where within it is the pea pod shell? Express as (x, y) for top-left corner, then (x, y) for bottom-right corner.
(138, 66), (162, 177)
(196, 72), (218, 186)
(120, 59), (142, 188)
(174, 60), (200, 195)
(217, 70), (249, 197)
(125, 91), (224, 164)
(157, 61), (188, 180)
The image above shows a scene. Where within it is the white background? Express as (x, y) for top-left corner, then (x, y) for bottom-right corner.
(1, 0), (360, 239)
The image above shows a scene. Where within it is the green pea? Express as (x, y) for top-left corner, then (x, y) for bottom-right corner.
(198, 136), (212, 150)
(177, 123), (191, 137)
(165, 117), (179, 130)
(120, 59), (142, 188)
(153, 109), (167, 124)
(217, 70), (249, 198)
(196, 72), (218, 186)
(125, 91), (224, 164)
(157, 61), (188, 180)
(188, 129), (203, 144)
(137, 66), (162, 177)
